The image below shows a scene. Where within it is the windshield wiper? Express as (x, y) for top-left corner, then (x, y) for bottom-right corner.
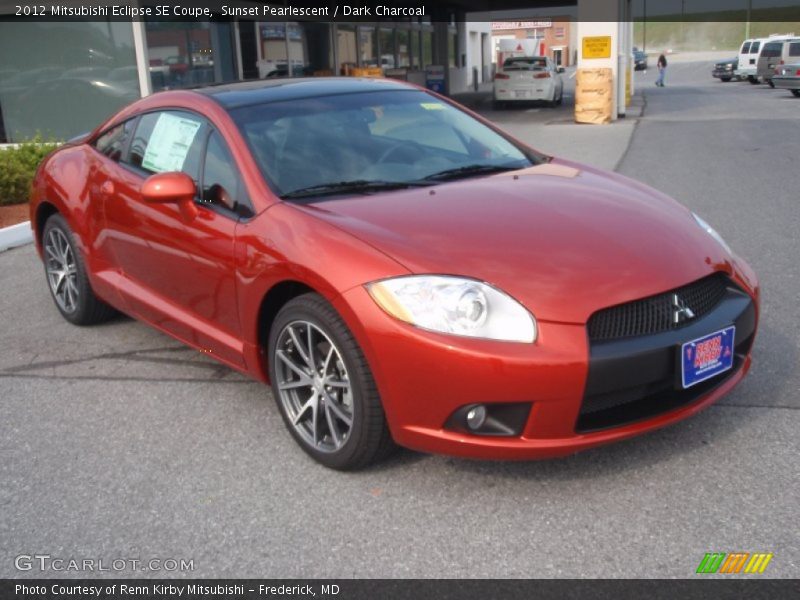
(422, 164), (523, 182)
(281, 179), (431, 200)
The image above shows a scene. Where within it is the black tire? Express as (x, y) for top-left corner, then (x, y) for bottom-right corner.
(492, 99), (505, 110)
(748, 76), (759, 85)
(41, 214), (116, 325)
(792, 89), (800, 97)
(268, 293), (395, 470)
(721, 77), (731, 82)
(768, 79), (775, 88)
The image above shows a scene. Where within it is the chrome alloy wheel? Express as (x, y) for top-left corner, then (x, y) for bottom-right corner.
(44, 228), (79, 313)
(274, 320), (354, 453)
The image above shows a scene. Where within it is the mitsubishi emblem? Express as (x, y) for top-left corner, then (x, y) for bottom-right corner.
(672, 293), (695, 324)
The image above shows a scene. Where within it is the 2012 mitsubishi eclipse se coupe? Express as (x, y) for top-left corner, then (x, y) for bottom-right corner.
(30, 78), (759, 470)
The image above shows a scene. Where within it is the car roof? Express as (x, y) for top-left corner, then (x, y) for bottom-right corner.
(192, 77), (416, 109)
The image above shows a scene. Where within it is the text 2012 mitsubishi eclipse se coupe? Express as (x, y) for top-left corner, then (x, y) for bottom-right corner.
(30, 78), (759, 469)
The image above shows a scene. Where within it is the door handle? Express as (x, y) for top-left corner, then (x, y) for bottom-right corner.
(101, 180), (115, 195)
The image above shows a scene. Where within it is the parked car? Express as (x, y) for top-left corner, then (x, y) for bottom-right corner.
(712, 57), (739, 81)
(772, 63), (800, 96)
(633, 49), (648, 70)
(493, 56), (564, 108)
(756, 39), (788, 86)
(30, 78), (759, 469)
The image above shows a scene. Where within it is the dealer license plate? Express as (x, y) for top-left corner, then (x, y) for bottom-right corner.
(681, 326), (735, 388)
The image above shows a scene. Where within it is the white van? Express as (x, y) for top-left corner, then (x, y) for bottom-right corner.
(736, 38), (764, 82)
(739, 35), (797, 83)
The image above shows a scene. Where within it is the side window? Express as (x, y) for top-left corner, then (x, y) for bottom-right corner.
(94, 119), (135, 162)
(741, 42), (751, 54)
(126, 111), (206, 182)
(201, 131), (248, 215)
(750, 41), (760, 54)
(789, 42), (800, 58)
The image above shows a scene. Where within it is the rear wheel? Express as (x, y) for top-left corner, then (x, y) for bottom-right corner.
(768, 79), (775, 88)
(721, 77), (731, 82)
(268, 293), (395, 470)
(748, 76), (759, 84)
(42, 214), (116, 325)
(792, 89), (800, 97)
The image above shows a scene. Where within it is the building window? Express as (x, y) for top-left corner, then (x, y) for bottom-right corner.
(0, 21), (139, 142)
(146, 21), (236, 91)
(379, 28), (395, 69)
(359, 26), (378, 67)
(422, 31), (434, 67)
(337, 24), (358, 74)
(555, 27), (565, 38)
(397, 29), (411, 68)
(290, 22), (334, 76)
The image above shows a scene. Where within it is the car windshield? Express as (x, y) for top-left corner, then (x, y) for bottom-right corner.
(230, 89), (537, 199)
(502, 57), (547, 70)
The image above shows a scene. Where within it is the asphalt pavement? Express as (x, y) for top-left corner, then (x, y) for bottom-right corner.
(1, 60), (798, 579)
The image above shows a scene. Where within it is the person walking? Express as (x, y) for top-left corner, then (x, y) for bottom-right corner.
(656, 52), (668, 87)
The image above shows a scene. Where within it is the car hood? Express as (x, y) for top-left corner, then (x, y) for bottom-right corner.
(294, 159), (731, 324)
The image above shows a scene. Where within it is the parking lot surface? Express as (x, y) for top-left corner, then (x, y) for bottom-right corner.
(1, 60), (798, 578)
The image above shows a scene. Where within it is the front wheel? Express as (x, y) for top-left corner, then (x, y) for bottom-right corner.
(268, 293), (395, 470)
(721, 77), (731, 82)
(42, 214), (116, 325)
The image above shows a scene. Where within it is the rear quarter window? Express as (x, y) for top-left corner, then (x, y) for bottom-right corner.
(789, 42), (800, 57)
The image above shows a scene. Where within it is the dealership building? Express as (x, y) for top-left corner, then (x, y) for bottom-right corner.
(0, 10), (495, 143)
(0, 0), (642, 142)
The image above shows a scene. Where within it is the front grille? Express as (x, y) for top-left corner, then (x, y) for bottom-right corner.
(587, 274), (728, 341)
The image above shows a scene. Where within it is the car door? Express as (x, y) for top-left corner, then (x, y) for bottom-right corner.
(99, 110), (247, 368)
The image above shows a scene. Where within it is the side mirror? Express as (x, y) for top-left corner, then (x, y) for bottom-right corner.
(141, 171), (198, 221)
(141, 171), (196, 204)
(557, 66), (565, 73)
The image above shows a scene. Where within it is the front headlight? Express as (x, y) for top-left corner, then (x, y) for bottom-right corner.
(693, 213), (732, 255)
(366, 275), (537, 343)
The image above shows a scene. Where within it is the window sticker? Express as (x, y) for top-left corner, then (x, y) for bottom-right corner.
(420, 102), (445, 110)
(141, 113), (202, 173)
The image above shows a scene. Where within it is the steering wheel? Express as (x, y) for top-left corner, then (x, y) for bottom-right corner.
(376, 140), (424, 165)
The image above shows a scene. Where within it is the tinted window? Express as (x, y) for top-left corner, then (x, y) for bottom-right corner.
(762, 42), (782, 58)
(750, 41), (760, 53)
(789, 42), (800, 57)
(741, 41), (751, 54)
(201, 131), (246, 213)
(126, 111), (206, 181)
(94, 119), (135, 162)
(503, 57), (547, 70)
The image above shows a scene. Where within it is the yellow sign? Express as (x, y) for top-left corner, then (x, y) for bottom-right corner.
(582, 36), (612, 59)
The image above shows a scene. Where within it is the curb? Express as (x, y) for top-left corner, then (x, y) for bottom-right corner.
(0, 220), (33, 252)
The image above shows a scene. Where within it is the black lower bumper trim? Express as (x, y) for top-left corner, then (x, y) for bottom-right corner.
(576, 284), (756, 433)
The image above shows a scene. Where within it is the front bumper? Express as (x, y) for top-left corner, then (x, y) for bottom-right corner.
(712, 68), (735, 78)
(334, 270), (758, 460)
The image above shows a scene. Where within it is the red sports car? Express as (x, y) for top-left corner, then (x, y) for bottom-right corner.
(30, 78), (759, 469)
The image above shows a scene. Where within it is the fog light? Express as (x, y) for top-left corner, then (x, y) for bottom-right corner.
(466, 405), (487, 430)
